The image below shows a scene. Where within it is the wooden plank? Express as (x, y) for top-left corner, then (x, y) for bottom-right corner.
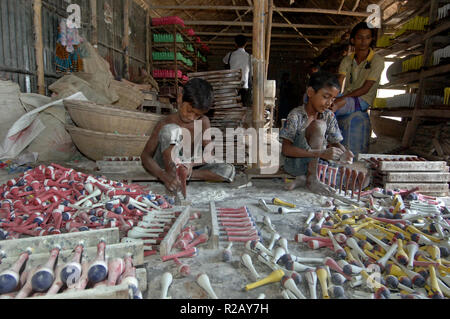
(209, 201), (219, 249)
(188, 69), (242, 77)
(33, 0), (45, 95)
(209, 81), (242, 87)
(378, 161), (448, 172)
(0, 242), (145, 273)
(214, 97), (241, 105)
(183, 20), (350, 29)
(159, 206), (191, 257)
(192, 75), (241, 82)
(148, 5), (369, 17)
(123, 0), (130, 79)
(252, 0), (266, 170)
(90, 0), (98, 47)
(212, 103), (244, 109)
(212, 84), (242, 90)
(384, 183), (449, 193)
(0, 228), (119, 258)
(100, 172), (203, 183)
(195, 31), (334, 39)
(214, 92), (240, 100)
(265, 0), (274, 77)
(146, 11), (150, 73)
(214, 89), (238, 95)
(31, 282), (130, 299)
(384, 172), (450, 182)
(357, 154), (418, 161)
(29, 268), (146, 299)
(136, 267), (147, 292)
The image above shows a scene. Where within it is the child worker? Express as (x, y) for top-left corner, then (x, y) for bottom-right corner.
(141, 78), (236, 198)
(280, 71), (354, 195)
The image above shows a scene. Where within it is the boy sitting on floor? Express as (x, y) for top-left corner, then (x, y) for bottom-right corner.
(280, 71), (353, 195)
(141, 78), (235, 197)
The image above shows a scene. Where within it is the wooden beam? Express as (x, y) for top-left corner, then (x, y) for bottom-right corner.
(273, 8), (318, 52)
(33, 0), (45, 95)
(310, 0), (339, 25)
(134, 0), (148, 10)
(90, 0), (98, 47)
(183, 20), (350, 29)
(231, 0), (245, 32)
(123, 0), (130, 79)
(148, 5), (370, 17)
(204, 41), (325, 47)
(209, 47), (314, 52)
(146, 11), (150, 73)
(265, 0), (274, 78)
(195, 31), (335, 39)
(338, 0), (346, 13)
(208, 8), (252, 42)
(173, 0), (196, 21)
(352, 0), (361, 11)
(252, 0), (266, 169)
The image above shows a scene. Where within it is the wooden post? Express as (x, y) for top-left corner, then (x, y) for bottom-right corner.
(146, 11), (150, 74)
(123, 0), (130, 80)
(33, 0), (45, 95)
(252, 0), (266, 170)
(265, 0), (273, 78)
(90, 0), (98, 47)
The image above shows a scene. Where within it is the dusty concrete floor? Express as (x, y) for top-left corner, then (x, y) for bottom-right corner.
(0, 135), (448, 299)
(142, 177), (340, 299)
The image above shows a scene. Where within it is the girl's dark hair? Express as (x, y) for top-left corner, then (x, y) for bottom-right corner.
(308, 71), (341, 92)
(182, 78), (214, 111)
(350, 22), (377, 47)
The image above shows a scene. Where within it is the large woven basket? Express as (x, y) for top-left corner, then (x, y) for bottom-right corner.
(65, 125), (149, 161)
(64, 99), (164, 135)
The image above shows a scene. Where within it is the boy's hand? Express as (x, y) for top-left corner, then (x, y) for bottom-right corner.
(320, 147), (344, 161)
(331, 97), (345, 112)
(160, 169), (181, 193)
(339, 149), (354, 164)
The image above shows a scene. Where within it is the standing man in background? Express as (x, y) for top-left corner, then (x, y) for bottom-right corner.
(223, 35), (252, 107)
(331, 22), (384, 155)
(332, 22), (384, 116)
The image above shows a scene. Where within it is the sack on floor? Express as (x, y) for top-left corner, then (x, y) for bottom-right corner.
(20, 93), (77, 162)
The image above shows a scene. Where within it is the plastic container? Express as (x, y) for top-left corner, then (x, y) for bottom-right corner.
(336, 111), (371, 157)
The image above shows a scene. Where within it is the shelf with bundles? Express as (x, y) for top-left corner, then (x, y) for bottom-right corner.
(370, 105), (450, 119)
(153, 60), (194, 72)
(381, 62), (450, 89)
(150, 24), (199, 49)
(152, 42), (193, 57)
(376, 20), (450, 58)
